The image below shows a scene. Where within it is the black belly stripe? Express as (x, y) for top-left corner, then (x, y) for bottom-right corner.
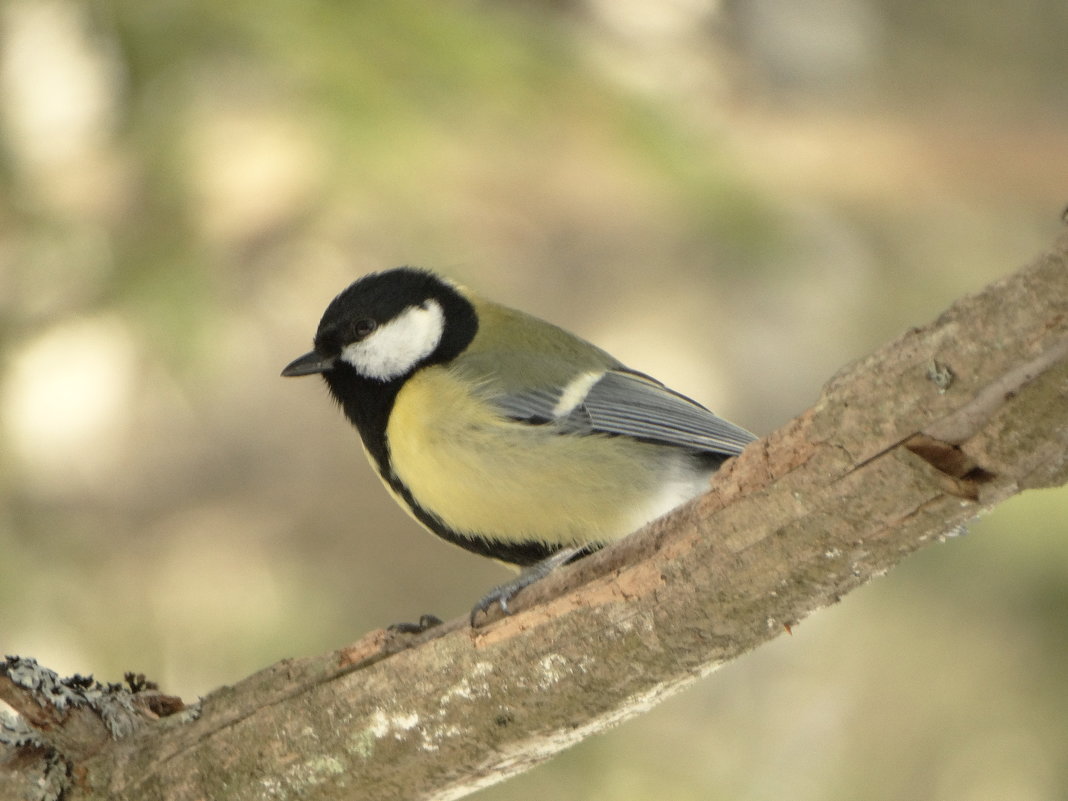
(323, 363), (558, 566)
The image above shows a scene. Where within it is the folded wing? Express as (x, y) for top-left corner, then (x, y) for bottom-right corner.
(495, 369), (756, 456)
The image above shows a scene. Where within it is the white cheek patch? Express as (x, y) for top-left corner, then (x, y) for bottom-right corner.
(340, 300), (445, 381)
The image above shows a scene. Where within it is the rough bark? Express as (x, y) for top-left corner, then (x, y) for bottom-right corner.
(3, 231), (1068, 801)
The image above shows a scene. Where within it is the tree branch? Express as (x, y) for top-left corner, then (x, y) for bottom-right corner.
(4, 232), (1068, 801)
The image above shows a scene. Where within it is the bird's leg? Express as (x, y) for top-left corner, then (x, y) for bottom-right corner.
(469, 545), (588, 626)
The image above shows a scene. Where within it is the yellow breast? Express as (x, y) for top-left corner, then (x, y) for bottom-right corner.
(384, 365), (707, 549)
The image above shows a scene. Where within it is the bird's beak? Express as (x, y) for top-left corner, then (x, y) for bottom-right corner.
(281, 350), (336, 377)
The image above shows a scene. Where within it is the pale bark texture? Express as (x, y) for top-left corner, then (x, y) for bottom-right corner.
(3, 232), (1068, 801)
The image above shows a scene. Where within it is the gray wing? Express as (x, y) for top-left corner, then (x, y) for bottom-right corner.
(494, 369), (757, 456)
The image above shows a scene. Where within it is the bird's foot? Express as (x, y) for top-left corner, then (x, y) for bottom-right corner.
(387, 614), (444, 634)
(469, 546), (587, 627)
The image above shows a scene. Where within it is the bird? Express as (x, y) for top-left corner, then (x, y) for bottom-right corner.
(281, 267), (756, 626)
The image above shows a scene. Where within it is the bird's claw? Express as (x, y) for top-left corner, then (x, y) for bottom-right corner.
(388, 614), (444, 634)
(469, 588), (515, 627)
(468, 545), (587, 627)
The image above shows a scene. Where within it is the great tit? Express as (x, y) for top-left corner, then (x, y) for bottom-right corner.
(282, 267), (756, 625)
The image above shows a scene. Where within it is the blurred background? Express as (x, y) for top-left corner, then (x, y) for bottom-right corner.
(1, 1), (1066, 799)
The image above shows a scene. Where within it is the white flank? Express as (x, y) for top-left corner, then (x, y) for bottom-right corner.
(340, 300), (445, 381)
(623, 468), (709, 534)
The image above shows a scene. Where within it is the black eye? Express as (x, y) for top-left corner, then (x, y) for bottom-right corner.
(351, 318), (376, 340)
